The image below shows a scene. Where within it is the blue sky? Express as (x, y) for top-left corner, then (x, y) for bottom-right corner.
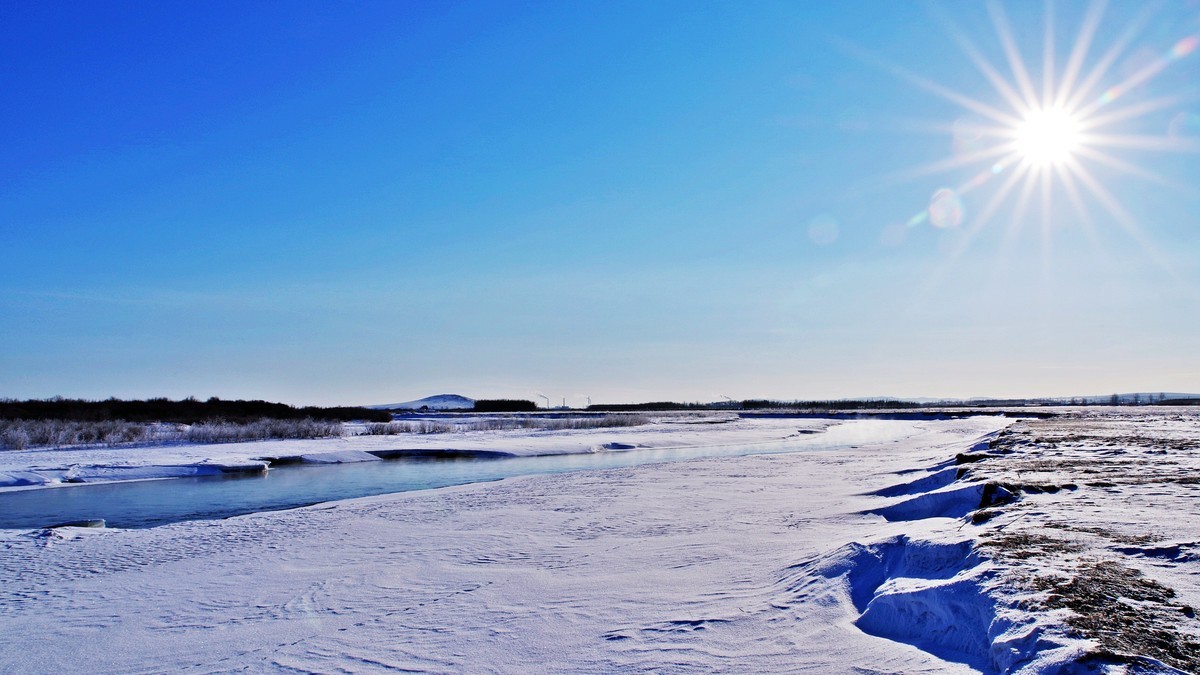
(3, 1), (1198, 406)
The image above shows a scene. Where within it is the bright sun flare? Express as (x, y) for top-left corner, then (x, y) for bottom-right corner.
(873, 2), (1200, 271)
(1014, 108), (1081, 167)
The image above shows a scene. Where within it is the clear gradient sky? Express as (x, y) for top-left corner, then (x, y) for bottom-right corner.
(3, 1), (1198, 406)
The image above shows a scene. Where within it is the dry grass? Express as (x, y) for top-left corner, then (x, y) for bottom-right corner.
(978, 530), (1084, 560)
(1042, 523), (1161, 546)
(0, 419), (151, 449)
(1, 413), (651, 448)
(183, 418), (343, 443)
(970, 416), (1200, 671)
(1034, 560), (1200, 672)
(0, 418), (343, 449)
(363, 421), (456, 435)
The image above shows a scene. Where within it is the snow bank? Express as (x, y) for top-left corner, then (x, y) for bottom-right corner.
(789, 410), (1200, 673)
(291, 450), (382, 464)
(791, 533), (1087, 673)
(0, 460), (269, 488)
(0, 471), (51, 487)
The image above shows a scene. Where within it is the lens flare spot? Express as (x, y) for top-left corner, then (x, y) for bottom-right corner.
(1172, 35), (1198, 59)
(1015, 107), (1081, 166)
(807, 214), (840, 245)
(928, 188), (964, 229)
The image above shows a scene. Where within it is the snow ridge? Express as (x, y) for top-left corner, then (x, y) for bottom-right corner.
(781, 429), (1091, 674)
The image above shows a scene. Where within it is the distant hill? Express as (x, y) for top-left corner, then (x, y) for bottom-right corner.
(371, 394), (475, 411)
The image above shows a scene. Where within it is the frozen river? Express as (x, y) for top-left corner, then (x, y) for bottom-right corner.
(0, 420), (921, 529)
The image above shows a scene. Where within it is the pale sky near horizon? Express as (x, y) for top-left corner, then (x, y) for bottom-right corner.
(3, 1), (1198, 407)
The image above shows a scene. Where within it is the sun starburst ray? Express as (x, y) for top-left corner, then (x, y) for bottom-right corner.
(987, 1), (1041, 110)
(1071, 145), (1186, 191)
(969, 162), (1032, 238)
(1040, 173), (1054, 281)
(946, 164), (1035, 282)
(1083, 133), (1200, 153)
(1005, 162), (1042, 249)
(886, 65), (1021, 129)
(833, 38), (1023, 127)
(1054, 0), (1107, 109)
(843, 117), (1011, 138)
(1064, 4), (1155, 111)
(1043, 0), (1056, 107)
(1054, 161), (1110, 268)
(925, 5), (1030, 114)
(881, 143), (1015, 186)
(1077, 95), (1187, 132)
(1076, 39), (1197, 118)
(1071, 161), (1178, 278)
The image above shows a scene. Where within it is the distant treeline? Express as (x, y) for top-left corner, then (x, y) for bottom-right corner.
(740, 399), (922, 410)
(587, 401), (715, 412)
(590, 396), (1200, 411)
(473, 399), (539, 412)
(588, 399), (921, 411)
(0, 397), (391, 423)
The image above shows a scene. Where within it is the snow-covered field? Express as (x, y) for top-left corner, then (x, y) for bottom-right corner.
(1, 410), (1198, 673)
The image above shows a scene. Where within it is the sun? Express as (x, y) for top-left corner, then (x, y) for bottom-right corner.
(1014, 107), (1081, 168)
(861, 2), (1200, 271)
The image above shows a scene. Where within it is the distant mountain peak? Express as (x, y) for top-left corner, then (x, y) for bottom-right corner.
(371, 394), (474, 410)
